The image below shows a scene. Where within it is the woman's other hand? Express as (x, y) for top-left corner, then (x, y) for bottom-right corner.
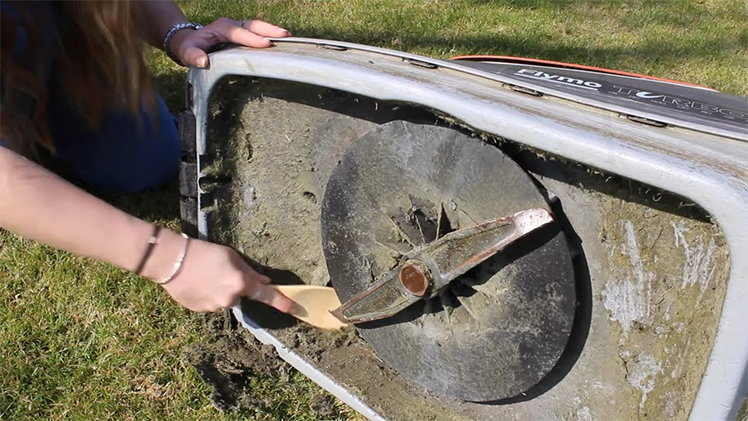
(170, 18), (291, 68)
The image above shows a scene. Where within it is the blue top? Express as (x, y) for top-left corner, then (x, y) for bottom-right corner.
(0, 0), (182, 194)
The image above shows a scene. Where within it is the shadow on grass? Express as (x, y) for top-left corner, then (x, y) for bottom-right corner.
(52, 71), (190, 224)
(104, 71), (189, 223)
(184, 0), (745, 69)
(459, 0), (748, 31)
(286, 28), (742, 74)
(102, 182), (181, 223)
(153, 70), (188, 113)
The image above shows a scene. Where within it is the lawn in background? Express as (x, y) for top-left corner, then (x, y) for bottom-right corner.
(1, 1), (746, 420)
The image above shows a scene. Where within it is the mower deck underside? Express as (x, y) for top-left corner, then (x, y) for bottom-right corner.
(194, 76), (731, 421)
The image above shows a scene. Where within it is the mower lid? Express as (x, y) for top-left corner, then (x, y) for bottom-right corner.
(450, 57), (747, 139)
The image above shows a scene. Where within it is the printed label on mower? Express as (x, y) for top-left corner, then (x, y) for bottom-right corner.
(511, 68), (748, 127)
(514, 68), (605, 90)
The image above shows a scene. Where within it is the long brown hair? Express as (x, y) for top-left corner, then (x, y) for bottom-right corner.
(0, 0), (155, 155)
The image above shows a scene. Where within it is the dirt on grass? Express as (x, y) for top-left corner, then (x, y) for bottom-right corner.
(183, 311), (354, 420)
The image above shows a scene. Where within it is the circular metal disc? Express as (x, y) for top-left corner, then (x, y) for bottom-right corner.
(321, 121), (576, 402)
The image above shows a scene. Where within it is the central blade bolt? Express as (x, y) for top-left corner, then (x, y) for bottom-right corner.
(399, 261), (432, 297)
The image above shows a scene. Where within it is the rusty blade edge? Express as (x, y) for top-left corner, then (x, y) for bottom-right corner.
(330, 307), (393, 324)
(329, 304), (398, 324)
(328, 267), (403, 323)
(441, 208), (554, 280)
(413, 207), (552, 252)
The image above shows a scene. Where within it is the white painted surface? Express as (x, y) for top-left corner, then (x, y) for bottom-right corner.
(187, 40), (748, 421)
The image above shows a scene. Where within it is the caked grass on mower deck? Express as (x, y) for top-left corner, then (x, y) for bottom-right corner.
(192, 75), (730, 421)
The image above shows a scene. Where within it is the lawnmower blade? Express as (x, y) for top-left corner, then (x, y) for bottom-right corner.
(330, 208), (554, 324)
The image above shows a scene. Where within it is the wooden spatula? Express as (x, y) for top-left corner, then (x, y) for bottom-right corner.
(272, 285), (349, 330)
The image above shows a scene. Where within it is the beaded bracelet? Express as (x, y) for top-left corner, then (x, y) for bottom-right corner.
(163, 22), (203, 66)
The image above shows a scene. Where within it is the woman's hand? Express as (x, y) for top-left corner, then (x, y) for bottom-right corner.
(151, 233), (296, 313)
(0, 147), (294, 315)
(170, 18), (291, 68)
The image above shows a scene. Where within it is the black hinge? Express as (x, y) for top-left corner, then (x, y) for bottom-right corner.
(179, 162), (197, 198)
(505, 83), (543, 97)
(626, 115), (667, 127)
(180, 197), (198, 238)
(178, 105), (198, 237)
(319, 43), (348, 51)
(179, 109), (197, 158)
(406, 58), (439, 69)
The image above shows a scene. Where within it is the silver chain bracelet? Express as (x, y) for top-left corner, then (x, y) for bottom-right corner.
(153, 233), (191, 285)
(163, 22), (203, 66)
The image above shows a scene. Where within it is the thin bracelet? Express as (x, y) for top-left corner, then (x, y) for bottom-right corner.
(163, 22), (203, 66)
(135, 225), (161, 275)
(154, 233), (190, 285)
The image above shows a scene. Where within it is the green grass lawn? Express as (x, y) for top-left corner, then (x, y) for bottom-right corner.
(1, 1), (746, 420)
